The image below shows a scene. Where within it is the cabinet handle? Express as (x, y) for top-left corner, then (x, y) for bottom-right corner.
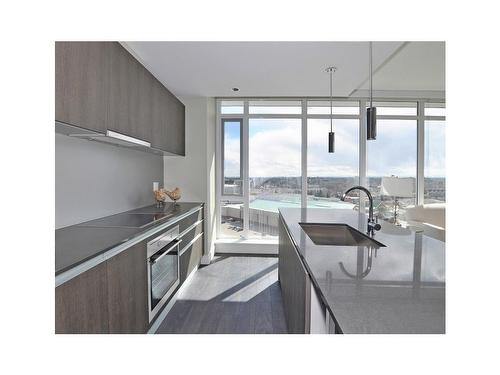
(150, 239), (181, 264)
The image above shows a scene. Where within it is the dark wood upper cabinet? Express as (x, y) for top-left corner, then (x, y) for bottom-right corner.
(108, 43), (153, 143)
(107, 42), (132, 137)
(149, 80), (185, 155)
(136, 65), (155, 143)
(55, 42), (111, 133)
(150, 79), (169, 151)
(55, 41), (185, 155)
(166, 93), (186, 156)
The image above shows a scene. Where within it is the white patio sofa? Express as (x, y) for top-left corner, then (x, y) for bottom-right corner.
(405, 203), (446, 242)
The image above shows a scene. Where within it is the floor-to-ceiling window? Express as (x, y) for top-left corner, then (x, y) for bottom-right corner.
(247, 101), (302, 238)
(424, 103), (446, 203)
(365, 102), (417, 222)
(249, 117), (302, 238)
(222, 119), (242, 195)
(219, 102), (245, 239)
(307, 100), (360, 209)
(217, 98), (445, 241)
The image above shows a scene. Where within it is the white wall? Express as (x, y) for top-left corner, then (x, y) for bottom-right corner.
(163, 97), (216, 262)
(205, 98), (217, 262)
(55, 133), (163, 229)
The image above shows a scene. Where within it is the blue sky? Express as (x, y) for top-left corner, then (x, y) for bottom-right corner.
(224, 118), (445, 178)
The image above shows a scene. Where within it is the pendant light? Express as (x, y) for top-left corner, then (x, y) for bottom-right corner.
(326, 66), (337, 153)
(367, 41), (377, 140)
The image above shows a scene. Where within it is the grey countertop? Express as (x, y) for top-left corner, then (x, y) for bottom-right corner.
(55, 202), (203, 276)
(279, 208), (445, 334)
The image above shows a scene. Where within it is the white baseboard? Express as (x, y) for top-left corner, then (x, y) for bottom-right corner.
(200, 253), (214, 265)
(215, 239), (278, 255)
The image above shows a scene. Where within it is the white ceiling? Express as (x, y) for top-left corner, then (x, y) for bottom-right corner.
(357, 41), (445, 93)
(124, 41), (444, 99)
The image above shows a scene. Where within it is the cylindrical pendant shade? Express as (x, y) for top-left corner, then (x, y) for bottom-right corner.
(328, 131), (335, 153)
(367, 107), (377, 140)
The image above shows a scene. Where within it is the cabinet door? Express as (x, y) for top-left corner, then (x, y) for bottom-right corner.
(55, 42), (110, 133)
(166, 93), (185, 155)
(278, 215), (311, 334)
(135, 67), (154, 143)
(107, 43), (129, 136)
(106, 242), (149, 333)
(328, 313), (337, 334)
(55, 262), (109, 334)
(150, 86), (185, 155)
(179, 221), (204, 249)
(310, 282), (329, 334)
(177, 208), (203, 234)
(179, 233), (204, 283)
(108, 43), (153, 143)
(150, 79), (168, 150)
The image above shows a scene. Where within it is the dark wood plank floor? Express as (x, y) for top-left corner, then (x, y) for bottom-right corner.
(156, 255), (288, 334)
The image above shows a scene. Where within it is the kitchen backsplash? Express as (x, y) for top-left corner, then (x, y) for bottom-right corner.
(55, 133), (163, 229)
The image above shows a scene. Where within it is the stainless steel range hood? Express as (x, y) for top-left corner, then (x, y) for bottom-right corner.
(55, 121), (169, 156)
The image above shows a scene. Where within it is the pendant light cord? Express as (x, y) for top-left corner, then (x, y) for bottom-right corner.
(369, 41), (373, 107)
(330, 68), (333, 133)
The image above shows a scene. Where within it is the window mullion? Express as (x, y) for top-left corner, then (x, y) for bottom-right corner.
(417, 100), (425, 205)
(359, 99), (367, 213)
(242, 101), (250, 238)
(301, 99), (308, 208)
(215, 99), (222, 238)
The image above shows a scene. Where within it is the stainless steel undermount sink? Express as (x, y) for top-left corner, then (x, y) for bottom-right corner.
(299, 223), (386, 248)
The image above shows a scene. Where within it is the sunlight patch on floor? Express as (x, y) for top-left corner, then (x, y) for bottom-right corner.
(176, 256), (278, 302)
(222, 268), (277, 302)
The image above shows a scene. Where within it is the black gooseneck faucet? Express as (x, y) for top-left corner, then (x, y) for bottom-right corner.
(341, 186), (381, 236)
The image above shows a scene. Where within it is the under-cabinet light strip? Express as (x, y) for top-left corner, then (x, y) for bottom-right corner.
(106, 130), (151, 147)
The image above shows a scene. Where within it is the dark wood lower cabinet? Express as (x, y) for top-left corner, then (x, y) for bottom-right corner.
(55, 208), (205, 334)
(55, 243), (149, 334)
(177, 208), (203, 234)
(180, 233), (203, 284)
(55, 261), (109, 334)
(278, 215), (311, 334)
(177, 208), (204, 283)
(106, 242), (148, 334)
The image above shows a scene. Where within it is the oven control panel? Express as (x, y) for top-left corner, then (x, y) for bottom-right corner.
(147, 226), (179, 258)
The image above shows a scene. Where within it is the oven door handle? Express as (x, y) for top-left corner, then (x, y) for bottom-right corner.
(150, 239), (181, 264)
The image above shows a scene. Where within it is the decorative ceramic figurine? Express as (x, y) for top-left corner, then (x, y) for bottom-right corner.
(165, 187), (181, 203)
(154, 189), (167, 207)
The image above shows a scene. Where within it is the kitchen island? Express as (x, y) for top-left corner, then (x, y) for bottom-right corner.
(278, 208), (445, 334)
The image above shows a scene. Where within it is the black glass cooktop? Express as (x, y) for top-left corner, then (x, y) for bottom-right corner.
(77, 213), (173, 228)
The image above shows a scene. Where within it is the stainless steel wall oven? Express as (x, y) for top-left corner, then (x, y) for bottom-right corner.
(147, 226), (181, 322)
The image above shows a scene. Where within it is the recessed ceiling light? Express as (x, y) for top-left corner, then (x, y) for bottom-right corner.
(232, 87), (239, 92)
